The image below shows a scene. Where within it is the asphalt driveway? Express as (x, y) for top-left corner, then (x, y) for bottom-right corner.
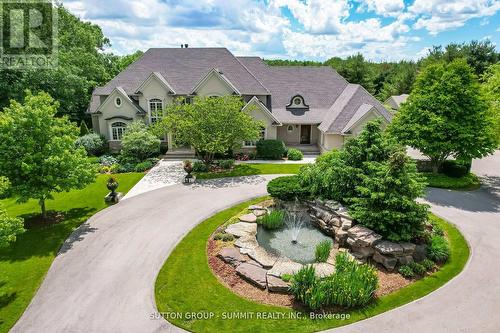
(11, 151), (500, 333)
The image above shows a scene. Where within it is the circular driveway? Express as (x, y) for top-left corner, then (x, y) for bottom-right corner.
(11, 152), (500, 333)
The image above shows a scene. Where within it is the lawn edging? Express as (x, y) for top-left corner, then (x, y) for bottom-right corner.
(154, 197), (470, 333)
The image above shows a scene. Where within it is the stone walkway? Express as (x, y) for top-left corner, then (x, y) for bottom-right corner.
(122, 160), (185, 199)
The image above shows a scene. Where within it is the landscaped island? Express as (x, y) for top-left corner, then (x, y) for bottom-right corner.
(155, 120), (470, 332)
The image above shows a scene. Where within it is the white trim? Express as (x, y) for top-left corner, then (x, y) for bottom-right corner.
(96, 87), (143, 115)
(108, 120), (129, 141)
(148, 97), (164, 124)
(135, 72), (176, 95)
(191, 68), (241, 95)
(242, 96), (282, 126)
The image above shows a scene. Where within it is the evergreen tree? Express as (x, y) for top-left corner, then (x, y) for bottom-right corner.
(349, 150), (428, 242)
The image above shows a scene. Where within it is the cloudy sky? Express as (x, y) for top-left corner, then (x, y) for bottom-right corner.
(63, 0), (500, 61)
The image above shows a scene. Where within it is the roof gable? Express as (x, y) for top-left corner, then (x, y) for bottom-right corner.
(242, 96), (282, 126)
(191, 68), (240, 95)
(135, 72), (176, 95)
(96, 87), (145, 115)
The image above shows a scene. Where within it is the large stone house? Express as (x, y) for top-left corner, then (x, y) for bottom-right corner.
(88, 47), (392, 155)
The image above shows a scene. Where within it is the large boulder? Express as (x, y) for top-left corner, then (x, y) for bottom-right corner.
(347, 225), (382, 247)
(312, 263), (335, 278)
(253, 209), (267, 217)
(373, 251), (398, 271)
(266, 275), (290, 292)
(335, 229), (348, 247)
(234, 235), (259, 250)
(267, 258), (303, 277)
(236, 263), (268, 289)
(218, 247), (246, 267)
(350, 245), (374, 259)
(243, 246), (278, 268)
(238, 213), (257, 223)
(400, 242), (416, 255)
(413, 244), (428, 262)
(374, 241), (404, 256)
(225, 222), (257, 238)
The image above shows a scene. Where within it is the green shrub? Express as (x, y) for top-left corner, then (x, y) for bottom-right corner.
(99, 155), (118, 166)
(322, 253), (378, 308)
(258, 210), (285, 230)
(217, 159), (235, 170)
(427, 235), (450, 263)
(430, 220), (445, 236)
(399, 265), (414, 278)
(409, 262), (426, 275)
(290, 254), (378, 309)
(349, 151), (429, 242)
(213, 233), (234, 241)
(117, 163), (135, 173)
(75, 133), (106, 156)
(256, 139), (286, 160)
(421, 259), (436, 271)
(441, 160), (471, 178)
(289, 265), (324, 310)
(193, 161), (208, 172)
(287, 148), (303, 161)
(281, 274), (292, 282)
(267, 176), (309, 201)
(315, 240), (332, 262)
(121, 121), (161, 162)
(134, 160), (154, 172)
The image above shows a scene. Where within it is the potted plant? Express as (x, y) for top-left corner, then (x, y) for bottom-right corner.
(107, 177), (119, 195)
(183, 160), (194, 183)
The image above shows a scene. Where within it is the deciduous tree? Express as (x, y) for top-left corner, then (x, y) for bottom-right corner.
(0, 91), (96, 218)
(154, 96), (263, 166)
(389, 59), (496, 172)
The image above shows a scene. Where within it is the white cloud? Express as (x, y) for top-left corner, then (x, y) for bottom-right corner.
(410, 0), (500, 34)
(271, 0), (350, 34)
(357, 0), (406, 17)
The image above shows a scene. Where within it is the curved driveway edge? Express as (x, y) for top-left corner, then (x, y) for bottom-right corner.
(11, 152), (500, 333)
(11, 176), (275, 333)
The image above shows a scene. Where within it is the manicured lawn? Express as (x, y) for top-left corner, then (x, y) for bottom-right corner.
(423, 172), (481, 190)
(0, 173), (144, 333)
(155, 198), (469, 332)
(195, 163), (305, 179)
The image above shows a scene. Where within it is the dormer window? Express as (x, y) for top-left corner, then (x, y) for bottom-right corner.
(286, 94), (309, 110)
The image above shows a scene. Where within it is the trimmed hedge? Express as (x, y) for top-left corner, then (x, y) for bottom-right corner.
(441, 160), (471, 178)
(267, 175), (309, 201)
(256, 139), (286, 160)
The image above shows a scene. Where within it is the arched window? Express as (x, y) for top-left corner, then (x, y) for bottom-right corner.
(149, 98), (163, 123)
(110, 122), (126, 140)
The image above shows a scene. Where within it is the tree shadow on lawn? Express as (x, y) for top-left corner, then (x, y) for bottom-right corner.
(0, 207), (96, 262)
(425, 175), (500, 213)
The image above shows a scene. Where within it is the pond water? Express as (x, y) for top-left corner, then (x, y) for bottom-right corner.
(256, 212), (333, 264)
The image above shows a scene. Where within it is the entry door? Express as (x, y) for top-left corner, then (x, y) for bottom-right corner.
(300, 125), (311, 144)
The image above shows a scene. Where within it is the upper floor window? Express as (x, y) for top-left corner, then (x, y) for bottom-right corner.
(149, 98), (163, 124)
(286, 95), (309, 110)
(111, 122), (126, 140)
(115, 97), (122, 107)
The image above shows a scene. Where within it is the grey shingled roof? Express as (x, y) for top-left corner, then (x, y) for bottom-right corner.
(89, 49), (391, 132)
(386, 94), (409, 109)
(238, 57), (349, 124)
(94, 48), (269, 97)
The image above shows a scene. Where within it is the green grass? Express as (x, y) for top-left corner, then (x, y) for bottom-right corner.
(0, 173), (144, 333)
(195, 163), (304, 179)
(423, 172), (481, 190)
(155, 199), (469, 332)
(315, 240), (332, 263)
(258, 209), (285, 230)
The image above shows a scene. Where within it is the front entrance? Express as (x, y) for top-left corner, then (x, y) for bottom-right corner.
(300, 125), (311, 144)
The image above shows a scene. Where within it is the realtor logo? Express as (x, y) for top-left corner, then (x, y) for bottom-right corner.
(0, 0), (58, 69)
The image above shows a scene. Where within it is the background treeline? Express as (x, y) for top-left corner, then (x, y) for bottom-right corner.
(266, 40), (499, 102)
(0, 4), (497, 125)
